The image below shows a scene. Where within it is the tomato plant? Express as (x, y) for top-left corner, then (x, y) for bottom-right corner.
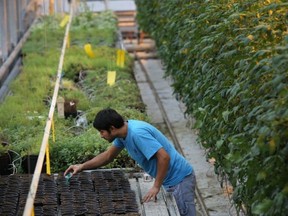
(136, 0), (288, 215)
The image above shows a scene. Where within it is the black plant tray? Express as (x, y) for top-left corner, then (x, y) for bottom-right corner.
(0, 170), (139, 215)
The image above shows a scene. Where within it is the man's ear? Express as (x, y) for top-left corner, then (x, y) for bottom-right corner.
(109, 126), (116, 131)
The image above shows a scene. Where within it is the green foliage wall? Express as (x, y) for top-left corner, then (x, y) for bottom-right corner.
(136, 0), (288, 215)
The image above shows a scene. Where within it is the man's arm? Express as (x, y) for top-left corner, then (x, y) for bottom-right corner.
(64, 145), (122, 176)
(142, 147), (170, 203)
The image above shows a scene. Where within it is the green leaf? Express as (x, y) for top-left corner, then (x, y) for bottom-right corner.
(228, 83), (240, 98)
(222, 110), (230, 123)
(252, 199), (273, 215)
(256, 171), (267, 181)
(193, 119), (203, 129)
(216, 139), (224, 149)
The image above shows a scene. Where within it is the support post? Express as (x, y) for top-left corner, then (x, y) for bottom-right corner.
(0, 0), (9, 62)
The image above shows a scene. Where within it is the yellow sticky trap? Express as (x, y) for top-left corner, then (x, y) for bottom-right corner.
(60, 15), (70, 28)
(84, 44), (96, 58)
(116, 50), (125, 67)
(107, 71), (116, 86)
(46, 142), (51, 175)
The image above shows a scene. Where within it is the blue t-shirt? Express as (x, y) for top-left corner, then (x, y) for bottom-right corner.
(113, 120), (193, 188)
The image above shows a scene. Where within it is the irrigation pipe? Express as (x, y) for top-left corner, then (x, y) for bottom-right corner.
(22, 1), (75, 215)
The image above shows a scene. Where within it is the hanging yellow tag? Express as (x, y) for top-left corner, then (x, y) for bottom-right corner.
(107, 71), (116, 86)
(46, 142), (51, 175)
(116, 50), (125, 67)
(116, 50), (121, 66)
(120, 50), (125, 67)
(84, 44), (96, 58)
(60, 15), (70, 28)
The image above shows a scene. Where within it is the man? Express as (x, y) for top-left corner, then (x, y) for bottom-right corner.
(64, 108), (196, 216)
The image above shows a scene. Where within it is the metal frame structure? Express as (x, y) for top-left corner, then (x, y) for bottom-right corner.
(0, 0), (72, 100)
(0, 0), (38, 64)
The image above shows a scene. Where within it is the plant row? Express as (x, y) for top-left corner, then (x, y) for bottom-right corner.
(135, 0), (288, 215)
(0, 10), (147, 174)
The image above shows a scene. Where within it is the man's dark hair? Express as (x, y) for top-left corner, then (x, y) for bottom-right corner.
(93, 108), (125, 131)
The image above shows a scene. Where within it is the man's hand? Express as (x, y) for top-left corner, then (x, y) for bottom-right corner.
(64, 164), (83, 176)
(142, 185), (160, 203)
